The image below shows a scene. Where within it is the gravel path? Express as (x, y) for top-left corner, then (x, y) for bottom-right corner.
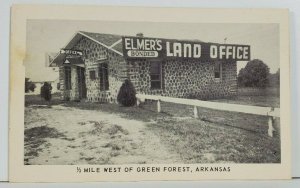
(24, 105), (181, 165)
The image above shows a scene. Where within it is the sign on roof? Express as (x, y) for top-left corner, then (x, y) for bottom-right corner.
(122, 36), (250, 61)
(60, 49), (83, 56)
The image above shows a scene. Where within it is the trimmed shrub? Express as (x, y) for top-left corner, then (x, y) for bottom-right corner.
(117, 79), (137, 107)
(237, 59), (270, 88)
(40, 82), (52, 101)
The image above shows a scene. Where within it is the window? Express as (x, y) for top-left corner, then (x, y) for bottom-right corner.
(214, 62), (222, 80)
(89, 70), (96, 80)
(64, 66), (71, 90)
(150, 61), (163, 89)
(98, 63), (109, 91)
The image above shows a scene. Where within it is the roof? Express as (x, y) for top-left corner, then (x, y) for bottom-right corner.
(79, 31), (121, 47)
(46, 52), (59, 67)
(50, 31), (123, 67)
(78, 31), (123, 55)
(49, 31), (206, 67)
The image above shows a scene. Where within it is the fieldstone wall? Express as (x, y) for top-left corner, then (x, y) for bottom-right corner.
(58, 66), (65, 100)
(59, 37), (126, 103)
(58, 36), (238, 103)
(70, 66), (79, 100)
(128, 59), (237, 100)
(59, 66), (79, 101)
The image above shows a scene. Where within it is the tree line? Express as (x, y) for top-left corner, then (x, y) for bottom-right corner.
(237, 59), (279, 88)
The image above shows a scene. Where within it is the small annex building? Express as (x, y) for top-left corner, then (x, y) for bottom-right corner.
(50, 31), (250, 103)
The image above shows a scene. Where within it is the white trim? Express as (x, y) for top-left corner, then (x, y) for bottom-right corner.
(78, 31), (123, 56)
(136, 94), (280, 118)
(49, 53), (63, 67)
(49, 32), (82, 66)
(108, 39), (122, 49)
(96, 57), (108, 62)
(49, 31), (124, 67)
(63, 32), (80, 49)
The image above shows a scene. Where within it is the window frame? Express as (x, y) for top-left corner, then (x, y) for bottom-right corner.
(214, 61), (222, 81)
(149, 60), (163, 90)
(89, 70), (96, 80)
(98, 63), (109, 91)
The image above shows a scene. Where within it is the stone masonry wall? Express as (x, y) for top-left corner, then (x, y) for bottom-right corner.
(59, 37), (126, 103)
(128, 59), (237, 100)
(59, 66), (79, 101)
(58, 36), (238, 102)
(58, 66), (65, 100)
(70, 66), (79, 100)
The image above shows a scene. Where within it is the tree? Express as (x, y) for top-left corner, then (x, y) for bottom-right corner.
(25, 78), (36, 93)
(274, 68), (280, 86)
(268, 68), (280, 87)
(40, 82), (52, 101)
(237, 59), (270, 88)
(117, 79), (137, 107)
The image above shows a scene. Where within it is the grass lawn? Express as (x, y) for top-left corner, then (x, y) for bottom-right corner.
(212, 87), (280, 107)
(25, 93), (63, 107)
(24, 87), (280, 163)
(61, 101), (280, 163)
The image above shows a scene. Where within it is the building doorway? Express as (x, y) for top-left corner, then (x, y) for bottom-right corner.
(77, 66), (87, 99)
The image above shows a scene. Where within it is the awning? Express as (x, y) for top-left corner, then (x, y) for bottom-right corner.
(49, 53), (66, 67)
(64, 57), (84, 65)
(49, 33), (84, 67)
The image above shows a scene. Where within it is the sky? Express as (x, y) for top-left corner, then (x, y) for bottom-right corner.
(25, 20), (279, 81)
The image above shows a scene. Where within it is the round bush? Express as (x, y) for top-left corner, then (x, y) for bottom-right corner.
(117, 79), (137, 107)
(40, 82), (52, 101)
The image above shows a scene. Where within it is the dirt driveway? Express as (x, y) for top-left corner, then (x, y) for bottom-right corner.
(24, 105), (181, 165)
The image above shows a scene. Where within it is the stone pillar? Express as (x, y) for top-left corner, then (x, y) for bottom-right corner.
(70, 66), (79, 101)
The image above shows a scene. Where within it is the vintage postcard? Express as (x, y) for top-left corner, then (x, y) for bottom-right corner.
(9, 5), (291, 182)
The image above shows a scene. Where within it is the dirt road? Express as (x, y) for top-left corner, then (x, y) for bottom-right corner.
(24, 105), (181, 165)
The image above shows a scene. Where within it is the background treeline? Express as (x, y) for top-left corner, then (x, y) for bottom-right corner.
(237, 59), (280, 88)
(25, 78), (36, 93)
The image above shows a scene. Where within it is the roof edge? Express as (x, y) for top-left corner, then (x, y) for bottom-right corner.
(49, 31), (124, 67)
(78, 31), (123, 56)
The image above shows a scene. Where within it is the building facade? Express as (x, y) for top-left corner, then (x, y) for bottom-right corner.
(50, 31), (250, 103)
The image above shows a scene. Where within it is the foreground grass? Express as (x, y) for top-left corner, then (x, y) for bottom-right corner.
(25, 91), (281, 163)
(212, 87), (280, 107)
(25, 93), (63, 107)
(65, 102), (280, 163)
(150, 116), (280, 163)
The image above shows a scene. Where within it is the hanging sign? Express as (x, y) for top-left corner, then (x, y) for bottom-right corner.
(60, 49), (83, 56)
(122, 36), (250, 61)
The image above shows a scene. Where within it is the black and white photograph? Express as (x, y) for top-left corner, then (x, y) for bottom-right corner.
(23, 20), (281, 165)
(8, 5), (291, 182)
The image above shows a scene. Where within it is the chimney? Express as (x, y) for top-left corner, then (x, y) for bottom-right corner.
(136, 33), (144, 37)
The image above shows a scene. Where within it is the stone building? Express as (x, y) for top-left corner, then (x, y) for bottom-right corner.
(50, 31), (250, 103)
